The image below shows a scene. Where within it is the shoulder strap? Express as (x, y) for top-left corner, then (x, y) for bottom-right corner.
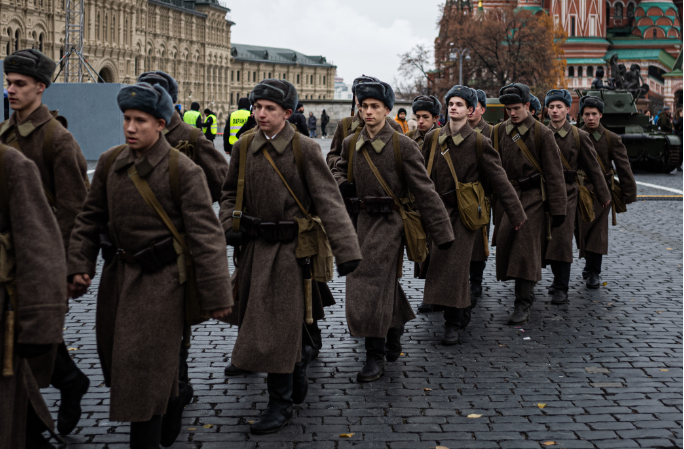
(261, 148), (309, 217)
(392, 132), (404, 185)
(493, 124), (500, 152)
(534, 120), (541, 154)
(512, 128), (544, 176)
(42, 118), (58, 173)
(169, 148), (181, 209)
(0, 144), (9, 217)
(189, 128), (200, 146)
(347, 128), (362, 184)
(571, 125), (580, 152)
(103, 144), (128, 186)
(604, 128), (613, 153)
(360, 148), (402, 208)
(342, 116), (352, 140)
(291, 131), (307, 187)
(441, 146), (460, 191)
(426, 130), (439, 177)
(232, 133), (256, 232)
(476, 132), (484, 168)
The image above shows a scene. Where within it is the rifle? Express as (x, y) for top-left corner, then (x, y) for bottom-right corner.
(351, 92), (356, 117)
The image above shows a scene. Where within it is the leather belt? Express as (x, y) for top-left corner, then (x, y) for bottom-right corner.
(509, 173), (541, 191)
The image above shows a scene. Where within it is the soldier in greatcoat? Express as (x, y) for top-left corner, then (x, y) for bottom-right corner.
(544, 90), (611, 304)
(577, 96), (637, 288)
(0, 146), (66, 449)
(421, 86), (525, 344)
(493, 83), (567, 325)
(326, 75), (404, 172)
(467, 89), (494, 303)
(0, 49), (90, 436)
(405, 95), (442, 314)
(529, 95), (542, 121)
(219, 79), (362, 435)
(68, 83), (233, 448)
(334, 77), (454, 382)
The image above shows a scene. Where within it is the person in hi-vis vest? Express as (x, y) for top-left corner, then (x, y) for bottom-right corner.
(183, 101), (202, 128)
(224, 97), (251, 154)
(202, 108), (218, 145)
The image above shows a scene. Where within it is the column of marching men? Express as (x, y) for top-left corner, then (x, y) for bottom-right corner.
(0, 49), (637, 449)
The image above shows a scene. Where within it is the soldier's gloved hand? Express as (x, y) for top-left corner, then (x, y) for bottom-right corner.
(337, 259), (361, 277)
(17, 343), (52, 359)
(225, 227), (249, 247)
(339, 181), (356, 198)
(552, 215), (566, 228)
(438, 240), (454, 251)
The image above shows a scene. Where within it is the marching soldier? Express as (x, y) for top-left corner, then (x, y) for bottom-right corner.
(492, 83), (567, 325)
(467, 89), (493, 303)
(544, 90), (611, 304)
(1, 49), (90, 436)
(334, 77), (454, 382)
(529, 95), (542, 121)
(577, 96), (637, 288)
(326, 75), (404, 172)
(68, 83), (233, 448)
(421, 86), (525, 344)
(219, 79), (361, 435)
(406, 95), (443, 314)
(0, 146), (67, 449)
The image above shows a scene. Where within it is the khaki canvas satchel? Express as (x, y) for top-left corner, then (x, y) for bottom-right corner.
(559, 126), (595, 223)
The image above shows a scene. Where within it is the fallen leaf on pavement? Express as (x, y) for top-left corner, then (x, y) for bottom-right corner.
(537, 403), (547, 409)
(188, 427), (197, 431)
(68, 347), (78, 351)
(423, 388), (432, 391)
(467, 414), (482, 418)
(400, 353), (405, 356)
(434, 446), (449, 449)
(660, 369), (669, 372)
(340, 433), (355, 438)
(602, 282), (607, 286)
(247, 421), (254, 425)
(203, 424), (213, 428)
(542, 442), (556, 446)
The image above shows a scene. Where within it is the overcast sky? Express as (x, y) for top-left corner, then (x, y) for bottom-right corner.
(228, 0), (443, 86)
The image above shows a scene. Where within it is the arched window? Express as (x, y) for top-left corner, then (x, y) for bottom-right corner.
(606, 1), (610, 21)
(14, 30), (20, 52)
(652, 28), (658, 39)
(38, 33), (44, 52)
(578, 66), (583, 77)
(96, 13), (100, 40)
(570, 16), (576, 36)
(615, 3), (623, 19)
(587, 66), (594, 77)
(6, 29), (10, 57)
(104, 13), (108, 42)
(568, 66), (575, 77)
(112, 16), (115, 43)
(627, 3), (635, 19)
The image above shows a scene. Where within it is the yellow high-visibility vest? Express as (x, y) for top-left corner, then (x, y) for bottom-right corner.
(203, 114), (217, 135)
(228, 109), (250, 145)
(183, 110), (201, 128)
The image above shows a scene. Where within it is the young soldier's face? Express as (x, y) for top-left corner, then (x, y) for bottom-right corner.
(448, 97), (472, 122)
(123, 110), (166, 151)
(582, 108), (603, 129)
(505, 103), (529, 124)
(547, 101), (568, 124)
(416, 111), (436, 132)
(468, 102), (485, 123)
(360, 99), (389, 127)
(253, 99), (292, 135)
(6, 72), (45, 112)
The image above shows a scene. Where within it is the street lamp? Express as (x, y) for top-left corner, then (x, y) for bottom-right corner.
(449, 47), (470, 85)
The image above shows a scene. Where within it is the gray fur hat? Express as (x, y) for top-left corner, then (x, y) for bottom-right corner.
(4, 49), (56, 87)
(579, 95), (604, 115)
(475, 89), (487, 108)
(117, 82), (174, 125)
(137, 71), (179, 103)
(352, 75), (379, 96)
(445, 85), (476, 109)
(355, 77), (395, 110)
(545, 89), (572, 107)
(498, 83), (531, 105)
(411, 95), (441, 116)
(529, 95), (541, 114)
(249, 78), (298, 112)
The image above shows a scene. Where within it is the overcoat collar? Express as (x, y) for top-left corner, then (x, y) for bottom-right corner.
(439, 120), (473, 148)
(163, 112), (183, 135)
(582, 123), (605, 142)
(549, 120), (572, 139)
(251, 121), (295, 155)
(113, 133), (171, 178)
(351, 110), (364, 133)
(356, 120), (394, 153)
(0, 104), (54, 138)
(412, 124), (438, 142)
(505, 114), (536, 137)
(472, 117), (489, 134)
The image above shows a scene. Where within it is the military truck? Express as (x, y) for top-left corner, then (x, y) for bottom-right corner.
(581, 89), (682, 173)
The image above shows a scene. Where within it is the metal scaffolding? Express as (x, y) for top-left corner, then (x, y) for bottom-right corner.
(56, 0), (102, 83)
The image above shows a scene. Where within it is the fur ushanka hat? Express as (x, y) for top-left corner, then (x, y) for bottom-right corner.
(117, 82), (174, 125)
(355, 77), (395, 110)
(529, 95), (542, 114)
(498, 83), (531, 105)
(445, 85), (476, 109)
(4, 49), (56, 87)
(138, 71), (179, 103)
(545, 89), (572, 108)
(579, 95), (605, 115)
(411, 95), (442, 116)
(475, 89), (487, 109)
(249, 79), (298, 112)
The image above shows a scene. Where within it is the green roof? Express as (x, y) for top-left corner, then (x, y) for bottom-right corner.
(564, 37), (611, 45)
(610, 37), (683, 46)
(603, 48), (677, 69)
(662, 69), (682, 77)
(564, 58), (606, 65)
(515, 6), (544, 14)
(230, 44), (335, 67)
(635, 2), (679, 16)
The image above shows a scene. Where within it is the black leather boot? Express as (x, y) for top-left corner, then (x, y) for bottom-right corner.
(441, 307), (461, 345)
(250, 373), (294, 435)
(305, 321), (322, 361)
(585, 251), (603, 289)
(508, 279), (535, 325)
(51, 341), (89, 435)
(469, 261), (486, 300)
(417, 301), (433, 313)
(160, 382), (194, 447)
(224, 362), (251, 376)
(385, 326), (404, 362)
(357, 337), (385, 382)
(292, 346), (312, 405)
(130, 415), (162, 449)
(551, 262), (571, 304)
(26, 403), (56, 449)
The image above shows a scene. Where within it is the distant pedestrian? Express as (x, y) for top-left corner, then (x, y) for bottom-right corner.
(321, 109), (329, 138)
(658, 106), (673, 133)
(202, 108), (217, 145)
(394, 107), (409, 134)
(183, 101), (202, 128)
(407, 113), (418, 132)
(308, 111), (317, 138)
(287, 102), (309, 135)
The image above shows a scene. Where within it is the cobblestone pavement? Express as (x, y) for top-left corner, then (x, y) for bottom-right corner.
(67, 137), (683, 448)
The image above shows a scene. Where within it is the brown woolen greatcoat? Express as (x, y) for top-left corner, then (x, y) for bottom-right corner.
(577, 124), (637, 256)
(545, 121), (610, 263)
(0, 147), (66, 449)
(471, 118), (494, 262)
(163, 111), (229, 202)
(0, 104), (88, 387)
(494, 115), (567, 282)
(334, 120), (454, 338)
(421, 123), (525, 309)
(68, 136), (232, 422)
(219, 124), (361, 374)
(327, 110), (404, 173)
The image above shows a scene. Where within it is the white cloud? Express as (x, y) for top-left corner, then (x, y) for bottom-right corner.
(228, 0), (442, 86)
